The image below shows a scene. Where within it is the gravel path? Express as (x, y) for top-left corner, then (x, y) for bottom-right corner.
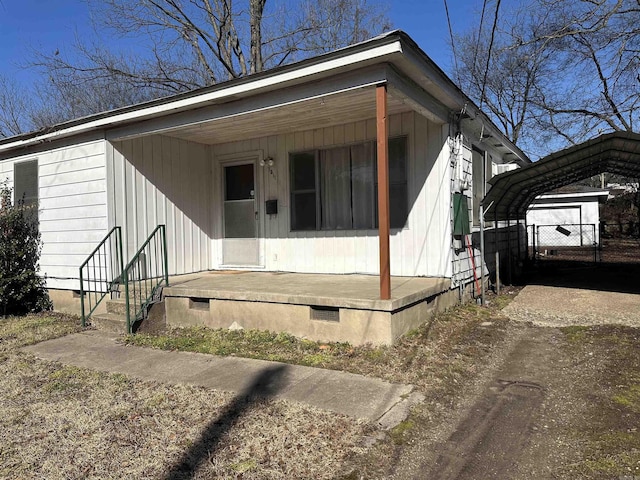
(503, 284), (640, 327)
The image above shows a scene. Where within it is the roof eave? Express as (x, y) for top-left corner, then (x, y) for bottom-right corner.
(0, 31), (407, 154)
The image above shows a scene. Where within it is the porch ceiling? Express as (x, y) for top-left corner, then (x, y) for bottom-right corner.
(160, 85), (410, 145)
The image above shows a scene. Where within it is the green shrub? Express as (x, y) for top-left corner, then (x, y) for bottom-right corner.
(0, 183), (52, 316)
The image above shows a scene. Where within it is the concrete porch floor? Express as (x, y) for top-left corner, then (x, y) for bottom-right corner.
(164, 271), (451, 311)
(162, 271), (453, 345)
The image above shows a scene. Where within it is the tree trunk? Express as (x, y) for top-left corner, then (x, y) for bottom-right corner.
(249, 0), (267, 74)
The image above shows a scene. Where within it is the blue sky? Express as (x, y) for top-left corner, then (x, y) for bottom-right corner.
(0, 0), (481, 87)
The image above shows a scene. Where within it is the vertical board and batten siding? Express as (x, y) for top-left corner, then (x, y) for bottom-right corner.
(211, 111), (453, 277)
(451, 140), (523, 288)
(0, 137), (108, 290)
(108, 136), (212, 276)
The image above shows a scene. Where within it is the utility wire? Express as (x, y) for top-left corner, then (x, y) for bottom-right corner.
(479, 0), (501, 112)
(471, 0), (489, 82)
(443, 0), (461, 86)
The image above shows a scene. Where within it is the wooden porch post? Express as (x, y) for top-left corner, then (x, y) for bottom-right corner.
(376, 84), (391, 300)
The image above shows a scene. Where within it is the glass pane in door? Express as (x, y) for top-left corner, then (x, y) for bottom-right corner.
(224, 164), (256, 239)
(222, 162), (260, 266)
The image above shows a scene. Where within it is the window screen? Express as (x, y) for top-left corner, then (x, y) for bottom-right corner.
(472, 148), (484, 226)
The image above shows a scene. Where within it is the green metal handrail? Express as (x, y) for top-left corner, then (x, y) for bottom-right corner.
(122, 225), (169, 333)
(79, 226), (124, 327)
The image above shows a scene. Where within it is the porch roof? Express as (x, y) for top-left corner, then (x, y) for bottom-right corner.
(0, 31), (527, 164)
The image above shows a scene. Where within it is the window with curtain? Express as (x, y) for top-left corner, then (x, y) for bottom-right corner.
(14, 160), (39, 220)
(290, 137), (408, 231)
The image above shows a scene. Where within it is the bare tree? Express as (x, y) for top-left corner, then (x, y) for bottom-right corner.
(454, 0), (639, 157)
(454, 11), (551, 147)
(11, 0), (390, 134)
(0, 75), (32, 136)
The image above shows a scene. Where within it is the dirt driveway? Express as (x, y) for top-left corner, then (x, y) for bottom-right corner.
(383, 265), (640, 480)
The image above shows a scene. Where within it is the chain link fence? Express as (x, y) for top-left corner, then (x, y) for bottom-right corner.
(528, 224), (598, 263)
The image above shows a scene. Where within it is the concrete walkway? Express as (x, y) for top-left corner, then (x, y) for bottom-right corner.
(22, 330), (422, 429)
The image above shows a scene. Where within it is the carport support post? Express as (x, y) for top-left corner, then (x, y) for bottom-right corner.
(376, 83), (391, 300)
(517, 217), (522, 263)
(506, 214), (512, 285)
(494, 209), (499, 288)
(495, 251), (501, 295)
(524, 217), (529, 261)
(480, 204), (486, 305)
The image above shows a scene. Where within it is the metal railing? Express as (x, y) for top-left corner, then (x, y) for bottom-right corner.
(80, 227), (124, 327)
(122, 225), (169, 333)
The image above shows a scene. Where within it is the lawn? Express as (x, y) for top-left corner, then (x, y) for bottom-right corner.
(0, 314), (369, 479)
(9, 289), (637, 478)
(1, 295), (517, 479)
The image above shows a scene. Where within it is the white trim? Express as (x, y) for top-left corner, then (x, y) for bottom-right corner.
(535, 191), (608, 200)
(0, 43), (403, 154)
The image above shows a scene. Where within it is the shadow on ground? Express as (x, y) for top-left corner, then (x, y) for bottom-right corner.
(163, 364), (289, 480)
(524, 261), (640, 294)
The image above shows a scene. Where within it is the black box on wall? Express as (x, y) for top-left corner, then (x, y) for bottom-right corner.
(266, 199), (278, 215)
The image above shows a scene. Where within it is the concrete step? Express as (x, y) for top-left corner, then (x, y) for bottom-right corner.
(110, 282), (163, 304)
(106, 298), (128, 316)
(90, 312), (128, 333)
(106, 297), (147, 313)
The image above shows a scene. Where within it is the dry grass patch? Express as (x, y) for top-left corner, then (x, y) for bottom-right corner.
(0, 312), (83, 354)
(558, 325), (640, 478)
(0, 315), (369, 479)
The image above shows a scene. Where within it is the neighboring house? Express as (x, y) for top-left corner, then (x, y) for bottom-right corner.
(0, 31), (528, 344)
(606, 182), (639, 196)
(526, 185), (609, 247)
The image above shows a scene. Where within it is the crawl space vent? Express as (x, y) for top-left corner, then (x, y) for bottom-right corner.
(310, 305), (340, 322)
(189, 298), (210, 310)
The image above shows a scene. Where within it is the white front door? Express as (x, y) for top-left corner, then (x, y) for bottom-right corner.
(221, 161), (261, 266)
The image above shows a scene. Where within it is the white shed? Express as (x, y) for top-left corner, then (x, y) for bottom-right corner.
(526, 186), (609, 247)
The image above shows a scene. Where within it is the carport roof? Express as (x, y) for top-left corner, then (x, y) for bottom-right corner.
(483, 131), (640, 220)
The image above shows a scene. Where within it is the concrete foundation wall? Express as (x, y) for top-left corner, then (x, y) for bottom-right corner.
(166, 287), (460, 346)
(48, 289), (106, 317)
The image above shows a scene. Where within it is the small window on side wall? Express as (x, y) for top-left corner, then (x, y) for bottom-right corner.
(14, 160), (39, 220)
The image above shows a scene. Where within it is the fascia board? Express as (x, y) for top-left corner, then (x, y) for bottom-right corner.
(385, 65), (449, 124)
(396, 38), (529, 164)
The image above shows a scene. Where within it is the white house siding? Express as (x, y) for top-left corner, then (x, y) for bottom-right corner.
(211, 111), (452, 278)
(108, 136), (212, 276)
(0, 135), (108, 290)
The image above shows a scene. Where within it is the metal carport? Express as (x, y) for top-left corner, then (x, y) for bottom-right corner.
(478, 131), (640, 299)
(483, 131), (640, 221)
